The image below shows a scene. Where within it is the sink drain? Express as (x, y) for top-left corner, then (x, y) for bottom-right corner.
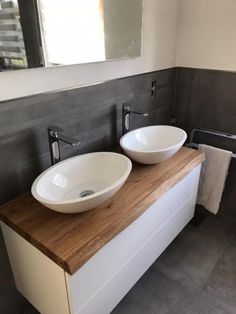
(80, 190), (95, 198)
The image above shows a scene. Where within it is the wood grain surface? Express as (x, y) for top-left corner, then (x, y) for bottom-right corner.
(0, 147), (204, 274)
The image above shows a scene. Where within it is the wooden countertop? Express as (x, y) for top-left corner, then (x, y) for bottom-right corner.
(0, 147), (204, 275)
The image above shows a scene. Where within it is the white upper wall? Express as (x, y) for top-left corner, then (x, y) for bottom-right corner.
(176, 0), (236, 71)
(0, 0), (180, 101)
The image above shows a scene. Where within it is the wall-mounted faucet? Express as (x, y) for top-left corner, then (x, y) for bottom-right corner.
(122, 104), (149, 134)
(47, 126), (80, 165)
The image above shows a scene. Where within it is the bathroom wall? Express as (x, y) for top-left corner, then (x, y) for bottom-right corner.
(174, 67), (236, 219)
(174, 0), (236, 219)
(0, 0), (180, 101)
(176, 0), (236, 71)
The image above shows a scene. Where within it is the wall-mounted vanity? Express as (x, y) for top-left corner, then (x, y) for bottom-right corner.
(0, 148), (204, 314)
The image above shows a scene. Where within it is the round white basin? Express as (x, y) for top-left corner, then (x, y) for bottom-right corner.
(120, 125), (187, 164)
(31, 152), (132, 214)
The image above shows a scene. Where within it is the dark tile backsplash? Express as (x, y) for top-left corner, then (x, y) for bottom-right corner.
(0, 68), (176, 205)
(174, 67), (236, 135)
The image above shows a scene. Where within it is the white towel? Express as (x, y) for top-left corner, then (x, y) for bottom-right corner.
(197, 144), (232, 214)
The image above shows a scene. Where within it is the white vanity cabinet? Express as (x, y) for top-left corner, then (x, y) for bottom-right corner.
(1, 165), (201, 314)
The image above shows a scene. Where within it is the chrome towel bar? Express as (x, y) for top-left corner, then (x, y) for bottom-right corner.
(186, 127), (236, 158)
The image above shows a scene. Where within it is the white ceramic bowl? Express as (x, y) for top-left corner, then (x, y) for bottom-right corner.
(120, 125), (187, 164)
(31, 152), (132, 214)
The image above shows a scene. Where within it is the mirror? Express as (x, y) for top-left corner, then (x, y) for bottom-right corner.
(0, 0), (142, 71)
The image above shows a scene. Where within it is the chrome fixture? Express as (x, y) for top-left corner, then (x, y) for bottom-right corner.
(122, 104), (149, 134)
(186, 127), (236, 158)
(47, 126), (80, 165)
(189, 127), (236, 143)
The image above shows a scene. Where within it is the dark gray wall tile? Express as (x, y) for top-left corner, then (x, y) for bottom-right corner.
(174, 67), (236, 219)
(0, 68), (175, 206)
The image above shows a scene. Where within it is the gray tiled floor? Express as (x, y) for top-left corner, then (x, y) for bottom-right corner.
(4, 213), (236, 314)
(113, 213), (236, 314)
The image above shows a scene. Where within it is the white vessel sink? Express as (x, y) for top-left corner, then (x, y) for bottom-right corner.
(31, 152), (132, 214)
(120, 125), (187, 164)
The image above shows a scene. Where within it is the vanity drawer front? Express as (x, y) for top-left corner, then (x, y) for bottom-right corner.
(66, 165), (201, 314)
(72, 193), (196, 314)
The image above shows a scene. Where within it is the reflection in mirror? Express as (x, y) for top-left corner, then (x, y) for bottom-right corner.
(0, 0), (142, 72)
(0, 0), (27, 69)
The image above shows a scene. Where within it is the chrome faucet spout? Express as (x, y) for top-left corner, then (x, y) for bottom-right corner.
(122, 104), (149, 135)
(127, 109), (149, 116)
(47, 125), (80, 165)
(54, 133), (80, 147)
